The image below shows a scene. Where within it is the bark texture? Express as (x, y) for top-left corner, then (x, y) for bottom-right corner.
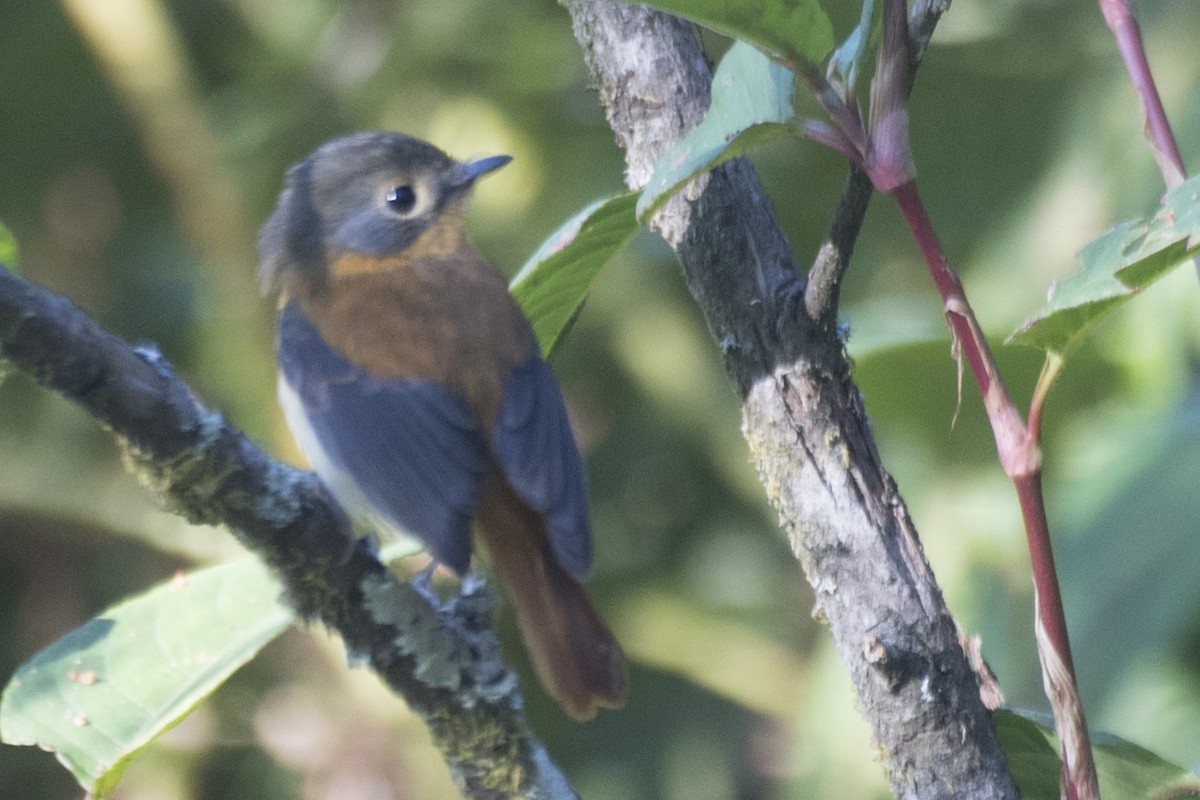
(0, 264), (577, 800)
(562, 2), (1017, 797)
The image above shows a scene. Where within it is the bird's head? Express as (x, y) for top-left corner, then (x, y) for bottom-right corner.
(258, 131), (510, 295)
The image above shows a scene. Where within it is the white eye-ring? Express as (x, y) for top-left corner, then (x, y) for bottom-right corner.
(385, 184), (418, 216)
(381, 175), (437, 219)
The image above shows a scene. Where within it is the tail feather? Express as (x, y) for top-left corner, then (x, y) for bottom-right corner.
(475, 474), (625, 720)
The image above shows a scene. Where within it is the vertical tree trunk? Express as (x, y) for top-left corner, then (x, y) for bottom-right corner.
(562, 2), (1017, 797)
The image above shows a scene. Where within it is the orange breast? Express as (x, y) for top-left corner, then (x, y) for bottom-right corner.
(294, 251), (533, 428)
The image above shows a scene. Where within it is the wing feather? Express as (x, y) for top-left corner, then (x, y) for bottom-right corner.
(491, 352), (592, 579)
(278, 302), (486, 573)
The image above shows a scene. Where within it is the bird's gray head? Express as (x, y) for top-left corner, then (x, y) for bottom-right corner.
(257, 131), (510, 295)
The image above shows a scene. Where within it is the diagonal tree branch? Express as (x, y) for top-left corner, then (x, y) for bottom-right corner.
(561, 1), (1017, 797)
(0, 263), (577, 800)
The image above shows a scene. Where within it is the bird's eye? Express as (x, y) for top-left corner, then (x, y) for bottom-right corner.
(385, 185), (418, 215)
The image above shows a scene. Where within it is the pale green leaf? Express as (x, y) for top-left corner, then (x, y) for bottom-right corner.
(510, 192), (640, 356)
(0, 557), (292, 797)
(994, 709), (1200, 799)
(634, 0), (833, 69)
(827, 0), (879, 96)
(638, 40), (796, 219)
(1009, 173), (1200, 354)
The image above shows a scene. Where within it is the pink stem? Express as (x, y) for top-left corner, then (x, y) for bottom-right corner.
(1100, 0), (1187, 187)
(893, 180), (1100, 799)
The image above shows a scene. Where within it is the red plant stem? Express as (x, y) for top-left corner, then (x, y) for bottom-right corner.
(1016, 472), (1074, 677)
(1100, 0), (1186, 187)
(892, 179), (1099, 799)
(893, 182), (1014, 433)
(1100, 0), (1197, 292)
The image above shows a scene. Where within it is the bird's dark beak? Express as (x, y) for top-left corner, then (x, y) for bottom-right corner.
(452, 154), (512, 188)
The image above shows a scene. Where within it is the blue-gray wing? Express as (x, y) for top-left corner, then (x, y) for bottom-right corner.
(278, 302), (486, 574)
(491, 351), (592, 580)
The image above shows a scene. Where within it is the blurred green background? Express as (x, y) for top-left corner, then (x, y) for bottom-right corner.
(2, 0), (1200, 798)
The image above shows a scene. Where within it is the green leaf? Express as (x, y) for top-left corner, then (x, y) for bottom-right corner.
(634, 0), (833, 69)
(827, 0), (879, 96)
(510, 192), (640, 356)
(0, 218), (18, 271)
(637, 40), (797, 220)
(0, 557), (292, 797)
(994, 709), (1200, 799)
(1009, 173), (1200, 354)
(994, 709), (1062, 798)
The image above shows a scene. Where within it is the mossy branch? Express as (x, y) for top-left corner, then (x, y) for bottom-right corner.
(0, 263), (576, 800)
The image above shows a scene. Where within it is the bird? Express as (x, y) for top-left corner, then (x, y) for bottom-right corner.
(257, 131), (625, 720)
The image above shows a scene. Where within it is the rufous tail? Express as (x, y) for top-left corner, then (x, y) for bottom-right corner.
(475, 475), (626, 721)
